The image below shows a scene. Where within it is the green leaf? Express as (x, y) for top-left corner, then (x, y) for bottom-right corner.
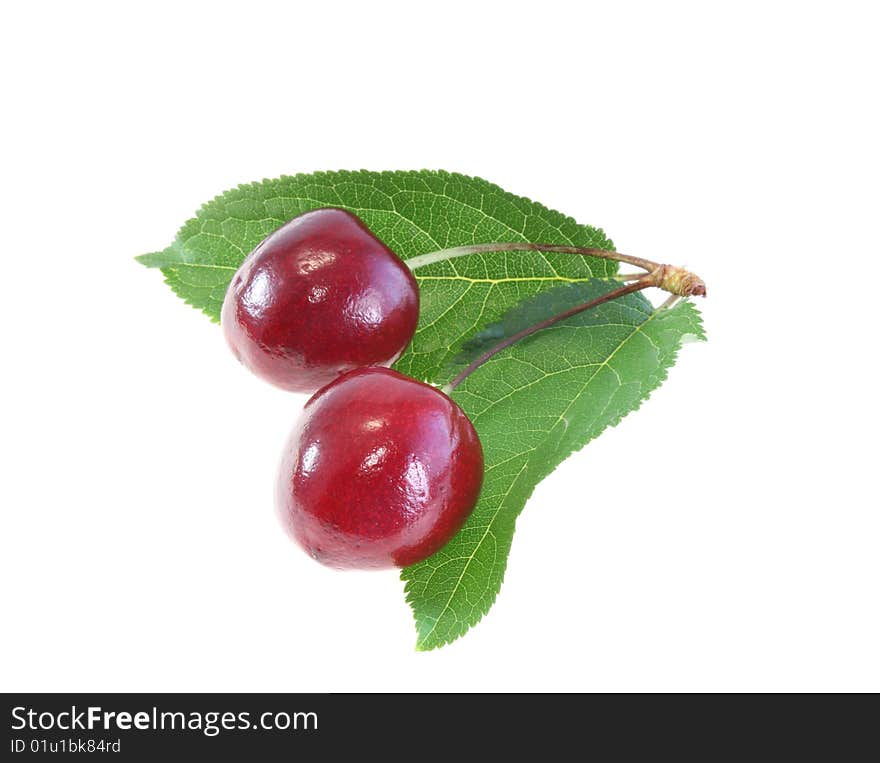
(402, 285), (705, 650)
(138, 171), (705, 650)
(136, 170), (616, 373)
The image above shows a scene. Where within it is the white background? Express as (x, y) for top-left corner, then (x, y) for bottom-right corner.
(1, 1), (877, 692)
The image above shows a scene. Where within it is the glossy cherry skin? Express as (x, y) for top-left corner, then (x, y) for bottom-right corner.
(277, 368), (484, 569)
(221, 208), (419, 393)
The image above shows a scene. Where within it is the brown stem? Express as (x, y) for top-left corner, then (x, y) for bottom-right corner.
(444, 274), (657, 393)
(405, 242), (658, 273)
(410, 242), (708, 393)
(406, 243), (706, 298)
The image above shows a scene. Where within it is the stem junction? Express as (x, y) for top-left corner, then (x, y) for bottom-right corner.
(406, 242), (706, 394)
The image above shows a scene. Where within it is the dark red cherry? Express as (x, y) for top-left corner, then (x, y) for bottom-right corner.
(221, 208), (419, 393)
(277, 368), (484, 569)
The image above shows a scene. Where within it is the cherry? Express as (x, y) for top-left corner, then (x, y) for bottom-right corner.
(277, 367), (484, 569)
(221, 208), (419, 393)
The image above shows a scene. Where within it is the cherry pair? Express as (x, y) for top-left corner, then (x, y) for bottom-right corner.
(221, 208), (706, 571)
(221, 209), (483, 570)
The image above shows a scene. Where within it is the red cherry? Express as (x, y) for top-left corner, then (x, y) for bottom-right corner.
(221, 208), (419, 393)
(277, 368), (484, 569)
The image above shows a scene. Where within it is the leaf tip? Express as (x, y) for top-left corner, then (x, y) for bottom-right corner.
(134, 251), (163, 268)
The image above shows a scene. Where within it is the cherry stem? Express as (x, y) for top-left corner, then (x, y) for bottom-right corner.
(405, 242), (658, 273)
(443, 277), (650, 393)
(406, 242), (705, 300)
(441, 259), (707, 394)
(406, 241), (706, 394)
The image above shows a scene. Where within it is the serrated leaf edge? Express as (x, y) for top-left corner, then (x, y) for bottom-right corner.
(404, 300), (706, 651)
(136, 169), (614, 270)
